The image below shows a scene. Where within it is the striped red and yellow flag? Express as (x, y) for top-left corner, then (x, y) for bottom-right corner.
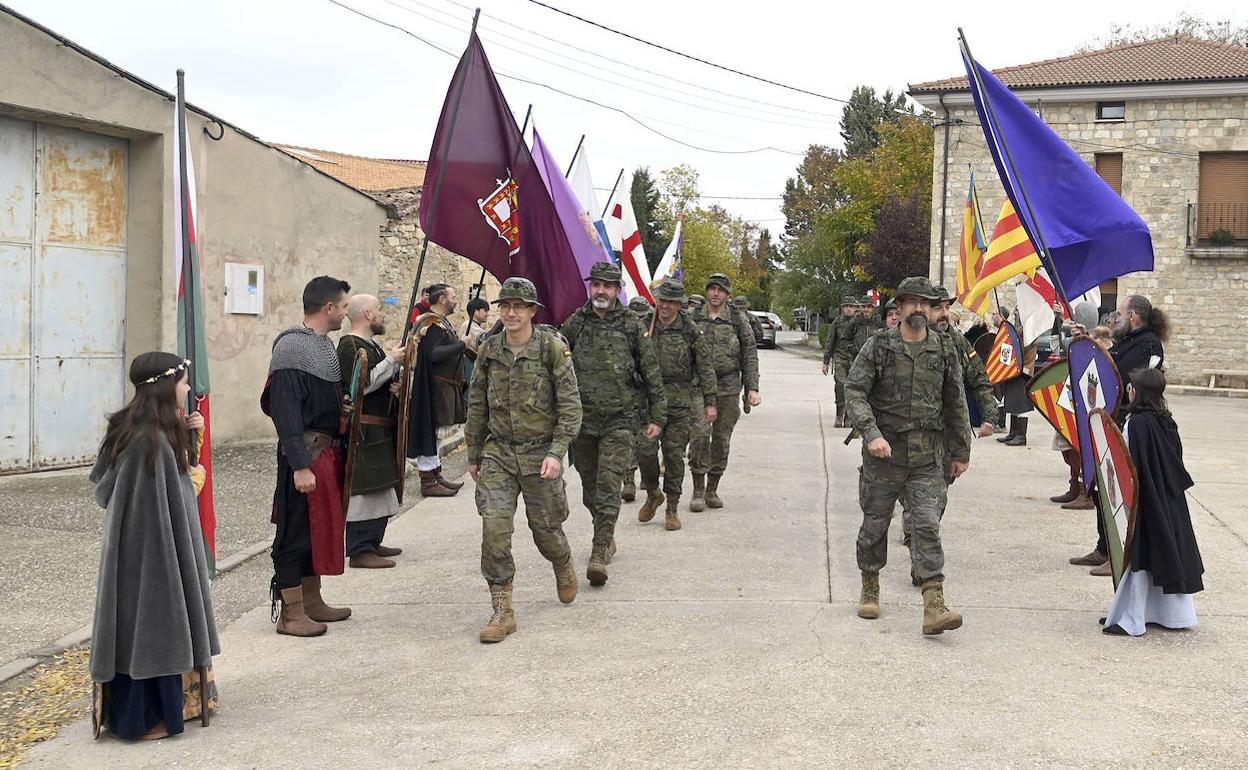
(983, 322), (1024, 385)
(956, 176), (990, 316)
(964, 199), (1043, 309)
(1029, 359), (1079, 450)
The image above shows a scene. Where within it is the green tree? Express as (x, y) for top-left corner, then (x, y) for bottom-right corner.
(839, 85), (912, 159)
(678, 210), (739, 296)
(781, 145), (843, 243)
(629, 167), (666, 270)
(658, 164), (701, 225)
(863, 194), (930, 290)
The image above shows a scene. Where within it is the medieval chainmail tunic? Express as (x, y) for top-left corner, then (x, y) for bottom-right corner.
(270, 326), (342, 382)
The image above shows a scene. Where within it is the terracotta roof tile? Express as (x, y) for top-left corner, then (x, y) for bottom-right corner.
(910, 35), (1248, 92)
(274, 144), (426, 192)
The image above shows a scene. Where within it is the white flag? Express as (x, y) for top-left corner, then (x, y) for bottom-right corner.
(605, 177), (654, 303)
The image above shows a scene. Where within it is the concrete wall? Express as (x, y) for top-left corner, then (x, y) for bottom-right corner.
(0, 10), (389, 442)
(925, 95), (1248, 385)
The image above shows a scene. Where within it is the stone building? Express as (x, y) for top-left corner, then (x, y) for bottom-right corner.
(909, 36), (1248, 385)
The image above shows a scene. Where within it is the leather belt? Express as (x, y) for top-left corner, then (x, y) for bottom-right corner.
(303, 431), (335, 462)
(359, 415), (396, 427)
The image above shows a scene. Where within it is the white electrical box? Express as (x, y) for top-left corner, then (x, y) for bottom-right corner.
(224, 263), (264, 315)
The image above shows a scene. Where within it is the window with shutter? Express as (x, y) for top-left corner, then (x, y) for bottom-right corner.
(1095, 153), (1123, 195)
(1198, 152), (1248, 242)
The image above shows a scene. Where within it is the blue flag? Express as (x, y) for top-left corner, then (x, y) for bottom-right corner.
(960, 44), (1154, 300)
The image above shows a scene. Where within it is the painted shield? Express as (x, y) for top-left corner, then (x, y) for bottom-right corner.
(1027, 359), (1079, 451)
(983, 323), (1023, 385)
(1068, 337), (1121, 491)
(394, 337), (417, 504)
(1087, 407), (1138, 589)
(340, 348), (368, 514)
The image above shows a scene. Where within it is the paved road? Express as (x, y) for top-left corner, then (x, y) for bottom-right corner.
(25, 338), (1248, 767)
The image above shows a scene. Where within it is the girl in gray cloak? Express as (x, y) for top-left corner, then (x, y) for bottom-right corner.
(89, 352), (220, 740)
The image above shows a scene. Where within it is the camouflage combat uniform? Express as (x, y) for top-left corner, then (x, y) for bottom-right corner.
(625, 296), (655, 495)
(562, 263), (666, 577)
(822, 304), (860, 423)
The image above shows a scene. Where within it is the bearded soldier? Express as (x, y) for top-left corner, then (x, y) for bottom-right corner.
(466, 278), (582, 643)
(845, 276), (971, 636)
(688, 273), (760, 511)
(562, 262), (666, 587)
(637, 279), (717, 531)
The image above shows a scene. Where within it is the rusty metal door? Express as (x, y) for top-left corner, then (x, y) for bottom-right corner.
(0, 118), (127, 471)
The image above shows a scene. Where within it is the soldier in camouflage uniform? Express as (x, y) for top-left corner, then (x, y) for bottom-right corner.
(688, 294), (705, 312)
(845, 276), (971, 636)
(689, 273), (761, 511)
(637, 279), (717, 531)
(733, 296), (763, 341)
(622, 295), (654, 504)
(822, 297), (864, 427)
(834, 297), (880, 436)
(562, 262), (667, 587)
(465, 278), (583, 644)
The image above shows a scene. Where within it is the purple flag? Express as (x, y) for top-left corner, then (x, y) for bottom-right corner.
(419, 33), (586, 323)
(1068, 337), (1122, 491)
(531, 128), (609, 282)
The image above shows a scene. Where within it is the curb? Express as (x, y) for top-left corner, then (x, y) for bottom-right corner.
(0, 431), (468, 688)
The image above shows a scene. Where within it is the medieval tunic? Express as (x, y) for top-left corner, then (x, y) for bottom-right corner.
(89, 434), (220, 739)
(1103, 410), (1204, 635)
(263, 327), (345, 587)
(408, 312), (467, 467)
(337, 334), (402, 555)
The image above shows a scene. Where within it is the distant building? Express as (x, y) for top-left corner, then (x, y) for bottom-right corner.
(909, 35), (1248, 385)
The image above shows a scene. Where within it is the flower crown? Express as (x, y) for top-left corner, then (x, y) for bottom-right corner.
(140, 359), (191, 385)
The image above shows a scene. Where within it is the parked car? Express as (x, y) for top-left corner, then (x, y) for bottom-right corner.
(763, 312), (785, 331)
(749, 311), (777, 349)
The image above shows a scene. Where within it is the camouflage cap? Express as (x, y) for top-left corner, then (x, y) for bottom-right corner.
(731, 296), (749, 307)
(492, 276), (544, 307)
(860, 294), (877, 306)
(688, 293), (706, 305)
(931, 284), (953, 304)
(654, 279), (688, 303)
(705, 273), (732, 293)
(840, 296), (859, 307)
(585, 261), (623, 284)
(895, 276), (941, 301)
(627, 296), (651, 313)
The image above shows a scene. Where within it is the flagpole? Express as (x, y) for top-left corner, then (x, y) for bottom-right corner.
(959, 28), (1074, 315)
(176, 69), (200, 465)
(464, 104), (532, 337)
(601, 168), (625, 220)
(564, 134), (585, 178)
(403, 8), (482, 346)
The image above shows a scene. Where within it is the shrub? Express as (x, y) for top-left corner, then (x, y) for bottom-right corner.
(1209, 228), (1235, 246)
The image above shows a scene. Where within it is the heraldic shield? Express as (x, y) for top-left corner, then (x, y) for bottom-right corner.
(1088, 406), (1139, 589)
(341, 348), (369, 514)
(394, 337), (418, 504)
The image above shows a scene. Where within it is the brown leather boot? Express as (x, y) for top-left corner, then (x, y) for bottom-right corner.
(638, 487), (665, 522)
(435, 465), (463, 491)
(349, 551), (396, 569)
(690, 474), (707, 512)
(921, 579), (963, 635)
(664, 496), (682, 531)
(606, 538), (617, 564)
(1051, 450), (1081, 503)
(553, 558), (578, 604)
(858, 571), (880, 619)
(586, 543), (609, 586)
(1062, 492), (1095, 510)
(621, 471), (637, 502)
(1050, 480), (1080, 504)
(276, 586), (327, 637)
(479, 582), (516, 643)
(705, 474), (724, 509)
(420, 469), (457, 497)
(300, 576), (352, 622)
(374, 544), (403, 557)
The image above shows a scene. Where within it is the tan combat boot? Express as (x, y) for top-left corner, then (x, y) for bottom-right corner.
(586, 543), (610, 586)
(300, 576), (352, 622)
(479, 582), (517, 643)
(690, 475), (707, 512)
(921, 580), (963, 635)
(857, 571), (881, 619)
(553, 558), (578, 604)
(638, 487), (665, 523)
(276, 586), (328, 637)
(664, 496), (682, 531)
(622, 471), (637, 502)
(705, 474), (724, 509)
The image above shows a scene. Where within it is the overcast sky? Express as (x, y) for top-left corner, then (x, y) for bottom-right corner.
(7, 0), (1245, 229)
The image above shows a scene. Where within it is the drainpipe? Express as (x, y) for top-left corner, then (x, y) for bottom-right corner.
(937, 91), (952, 287)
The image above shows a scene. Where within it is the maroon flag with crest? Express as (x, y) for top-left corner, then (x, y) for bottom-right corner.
(419, 33), (586, 323)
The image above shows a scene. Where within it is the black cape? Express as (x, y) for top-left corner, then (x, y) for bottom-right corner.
(1126, 410), (1204, 594)
(407, 313), (466, 458)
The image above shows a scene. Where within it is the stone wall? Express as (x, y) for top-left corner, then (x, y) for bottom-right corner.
(374, 187), (500, 330)
(928, 95), (1248, 385)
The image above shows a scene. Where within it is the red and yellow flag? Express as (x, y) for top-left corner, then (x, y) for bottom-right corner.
(984, 322), (1024, 385)
(964, 199), (1043, 309)
(955, 175), (990, 315)
(1028, 359), (1079, 450)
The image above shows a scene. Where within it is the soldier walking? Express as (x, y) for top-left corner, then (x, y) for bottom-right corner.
(637, 280), (717, 531)
(822, 297), (864, 427)
(465, 278), (583, 644)
(562, 262), (666, 587)
(845, 277), (971, 635)
(689, 273), (760, 511)
(622, 295), (654, 504)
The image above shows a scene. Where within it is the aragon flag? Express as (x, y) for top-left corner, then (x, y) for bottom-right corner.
(983, 322), (1023, 385)
(963, 199), (1042, 309)
(419, 33), (586, 324)
(173, 72), (216, 574)
(955, 174), (989, 316)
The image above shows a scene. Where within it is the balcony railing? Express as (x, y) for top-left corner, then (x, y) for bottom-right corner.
(1188, 202), (1248, 247)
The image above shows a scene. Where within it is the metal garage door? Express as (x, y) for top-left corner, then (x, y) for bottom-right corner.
(0, 116), (128, 472)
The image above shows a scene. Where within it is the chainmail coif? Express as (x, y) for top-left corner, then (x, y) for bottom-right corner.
(268, 326), (341, 382)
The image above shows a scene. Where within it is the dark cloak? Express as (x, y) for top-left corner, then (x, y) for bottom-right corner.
(1126, 410), (1204, 594)
(407, 313), (466, 458)
(89, 435), (219, 682)
(337, 334), (400, 495)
